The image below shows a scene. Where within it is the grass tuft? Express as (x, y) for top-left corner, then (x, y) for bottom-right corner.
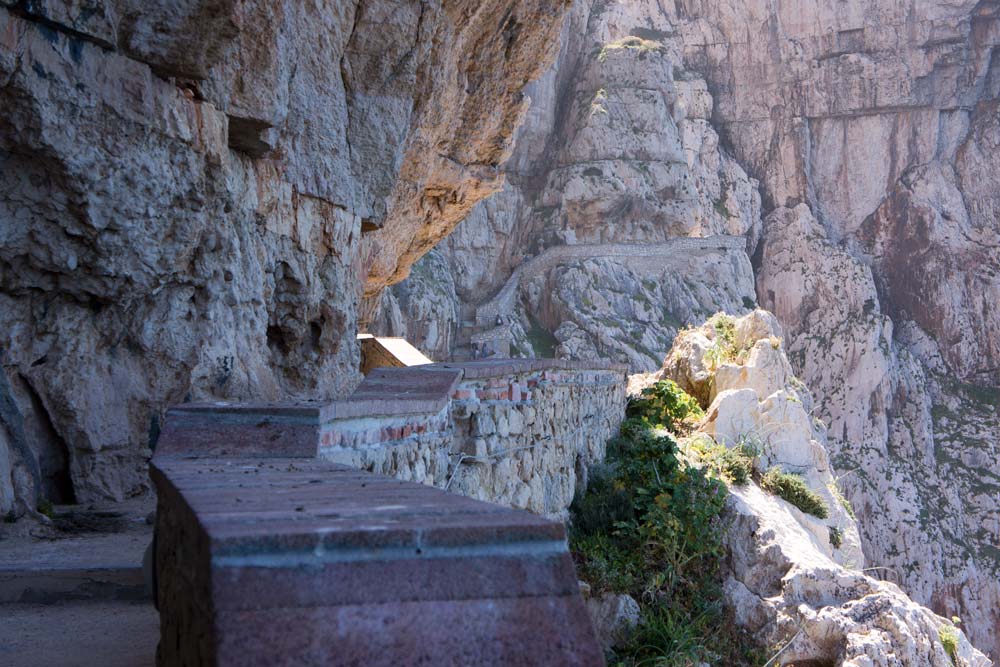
(760, 467), (829, 519)
(571, 391), (764, 665)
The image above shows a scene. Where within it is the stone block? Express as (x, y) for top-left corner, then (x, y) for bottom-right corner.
(152, 456), (604, 666)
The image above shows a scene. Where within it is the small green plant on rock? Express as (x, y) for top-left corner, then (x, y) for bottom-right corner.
(828, 526), (843, 549)
(627, 380), (704, 435)
(939, 624), (959, 665)
(37, 498), (54, 519)
(703, 312), (755, 370)
(597, 36), (664, 63)
(760, 467), (829, 519)
(827, 480), (856, 519)
(571, 418), (760, 665)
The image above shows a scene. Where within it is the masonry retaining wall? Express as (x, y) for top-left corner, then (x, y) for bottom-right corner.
(159, 359), (628, 519)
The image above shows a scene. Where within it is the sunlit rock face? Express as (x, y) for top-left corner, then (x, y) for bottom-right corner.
(682, 0), (1000, 655)
(656, 310), (991, 667)
(0, 0), (571, 509)
(386, 0), (1000, 655)
(380, 0), (763, 369)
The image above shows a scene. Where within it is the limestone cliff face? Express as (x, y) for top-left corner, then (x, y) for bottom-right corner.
(659, 311), (990, 667)
(376, 0), (763, 369)
(684, 1), (1000, 656)
(384, 0), (1000, 656)
(0, 0), (570, 510)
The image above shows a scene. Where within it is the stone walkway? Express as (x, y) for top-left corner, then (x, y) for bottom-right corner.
(0, 500), (157, 666)
(473, 236), (746, 327)
(0, 601), (158, 667)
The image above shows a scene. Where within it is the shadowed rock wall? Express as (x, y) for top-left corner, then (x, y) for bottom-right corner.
(0, 0), (571, 509)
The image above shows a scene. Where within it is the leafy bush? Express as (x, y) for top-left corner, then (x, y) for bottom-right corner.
(570, 418), (761, 665)
(627, 380), (704, 435)
(828, 526), (843, 549)
(760, 467), (829, 519)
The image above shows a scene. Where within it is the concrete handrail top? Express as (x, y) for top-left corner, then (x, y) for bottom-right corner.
(167, 401), (326, 418)
(152, 457), (568, 556)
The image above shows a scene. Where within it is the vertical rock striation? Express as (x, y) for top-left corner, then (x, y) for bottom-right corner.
(679, 1), (1000, 654)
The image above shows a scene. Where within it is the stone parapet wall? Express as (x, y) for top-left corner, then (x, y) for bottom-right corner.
(321, 363), (626, 518)
(446, 367), (624, 517)
(158, 359), (627, 518)
(151, 457), (605, 666)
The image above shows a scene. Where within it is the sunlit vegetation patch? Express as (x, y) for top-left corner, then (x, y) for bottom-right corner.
(571, 383), (764, 665)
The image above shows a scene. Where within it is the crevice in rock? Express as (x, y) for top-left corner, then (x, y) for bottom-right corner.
(5, 1), (116, 51)
(0, 368), (42, 506)
(17, 373), (75, 504)
(226, 115), (276, 158)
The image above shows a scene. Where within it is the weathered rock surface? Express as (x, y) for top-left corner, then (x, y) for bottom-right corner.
(380, 0), (763, 368)
(0, 0), (571, 509)
(677, 1), (1000, 652)
(662, 312), (991, 667)
(583, 591), (640, 652)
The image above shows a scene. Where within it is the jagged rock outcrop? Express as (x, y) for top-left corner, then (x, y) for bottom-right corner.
(661, 311), (991, 667)
(0, 0), (571, 510)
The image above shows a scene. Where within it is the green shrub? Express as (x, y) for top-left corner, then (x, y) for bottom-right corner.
(689, 436), (758, 487)
(828, 526), (843, 549)
(570, 419), (761, 665)
(37, 498), (54, 519)
(525, 314), (558, 358)
(703, 312), (751, 370)
(627, 380), (704, 435)
(760, 467), (829, 519)
(939, 625), (959, 665)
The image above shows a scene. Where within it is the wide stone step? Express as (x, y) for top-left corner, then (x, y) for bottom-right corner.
(152, 456), (604, 666)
